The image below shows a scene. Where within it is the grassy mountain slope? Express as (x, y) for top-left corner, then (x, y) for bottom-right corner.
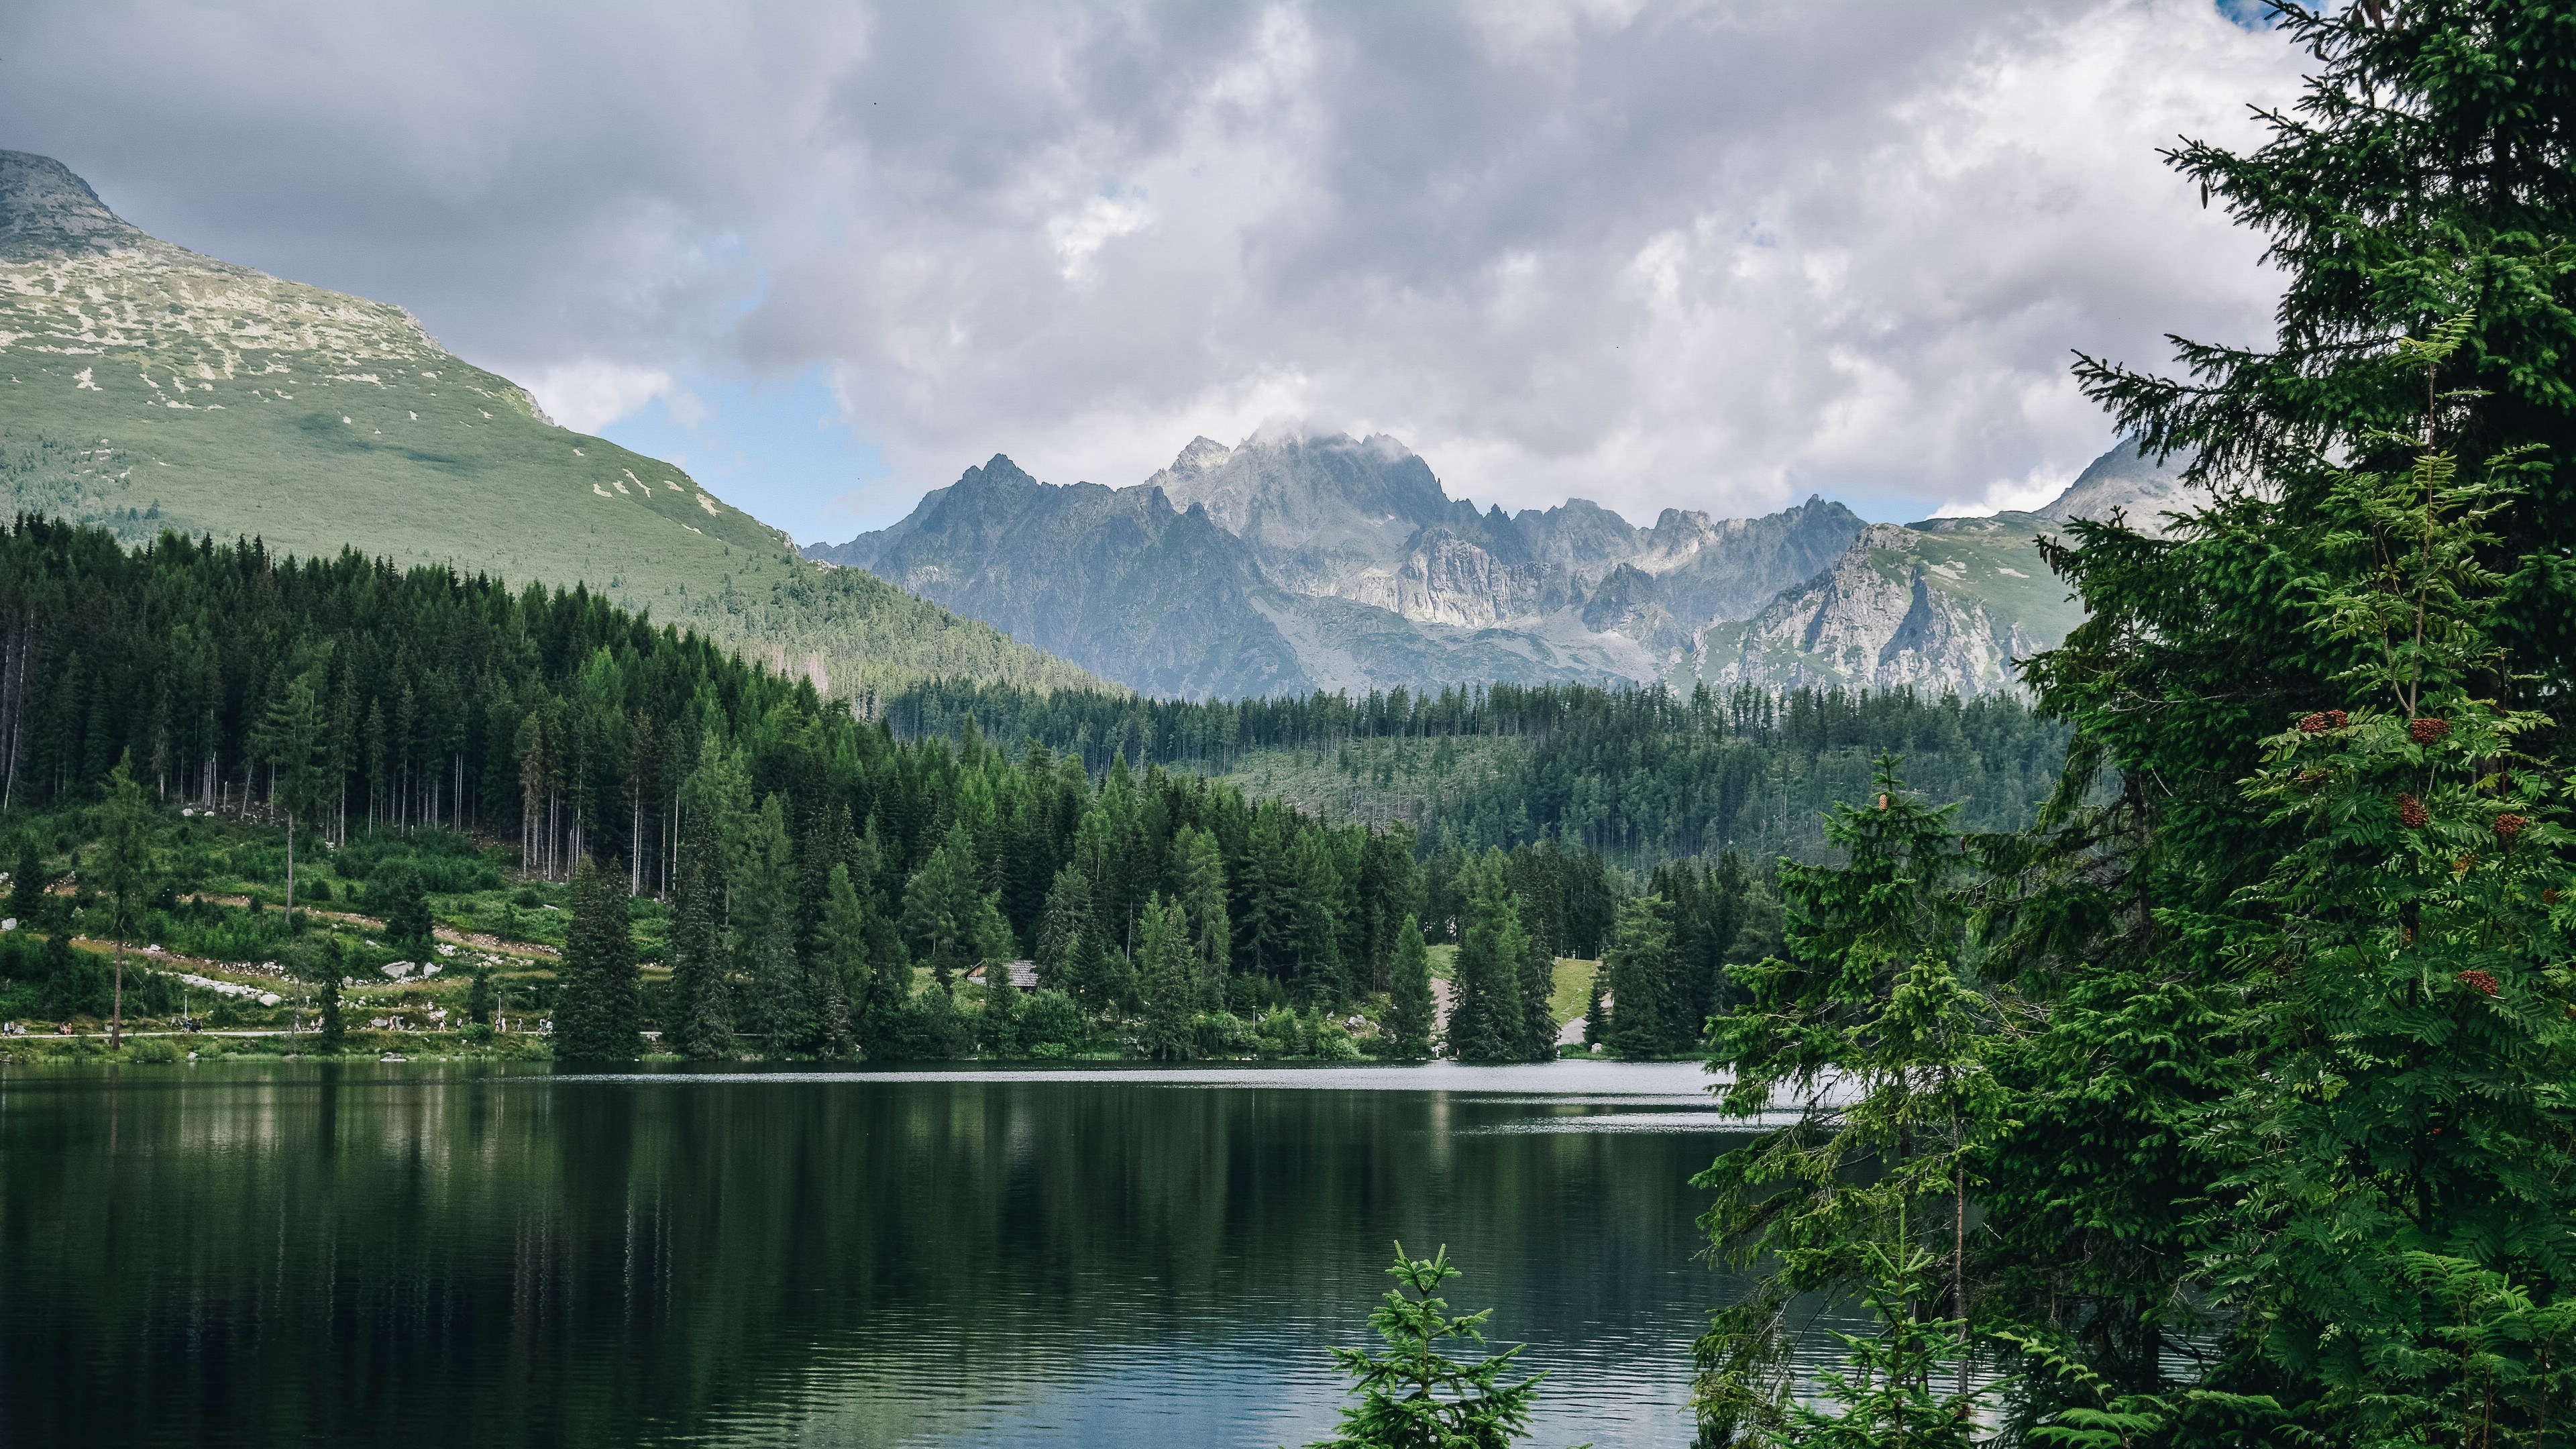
(0, 150), (1106, 702)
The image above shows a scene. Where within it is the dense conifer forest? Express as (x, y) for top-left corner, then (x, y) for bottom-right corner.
(0, 517), (1758, 1061)
(888, 677), (2073, 863)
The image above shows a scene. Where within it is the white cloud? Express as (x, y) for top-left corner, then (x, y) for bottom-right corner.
(525, 361), (703, 434)
(1046, 193), (1155, 280)
(2, 0), (2313, 539)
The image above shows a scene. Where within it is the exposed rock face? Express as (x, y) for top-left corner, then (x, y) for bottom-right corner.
(814, 431), (1876, 698)
(1146, 427), (1451, 597)
(1688, 444), (2193, 697)
(2033, 437), (2199, 539)
(810, 405), (2186, 702)
(808, 456), (1310, 699)
(0, 152), (149, 257)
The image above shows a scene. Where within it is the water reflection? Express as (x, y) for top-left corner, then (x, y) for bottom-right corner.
(1, 1061), (1746, 1448)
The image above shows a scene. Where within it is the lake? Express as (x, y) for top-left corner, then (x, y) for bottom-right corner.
(0, 1059), (1767, 1448)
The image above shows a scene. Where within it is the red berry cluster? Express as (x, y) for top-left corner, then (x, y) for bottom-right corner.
(2410, 716), (2451, 745)
(2547, 888), (2565, 906)
(2455, 969), (2500, 998)
(2496, 813), (2529, 839)
(2398, 793), (2429, 828)
(2296, 709), (2352, 734)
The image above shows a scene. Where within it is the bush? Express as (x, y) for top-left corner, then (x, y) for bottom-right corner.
(1314, 1022), (1362, 1063)
(1254, 1007), (1305, 1059)
(1019, 989), (1083, 1054)
(1189, 1010), (1255, 1059)
(129, 1037), (180, 1064)
(459, 1022), (493, 1046)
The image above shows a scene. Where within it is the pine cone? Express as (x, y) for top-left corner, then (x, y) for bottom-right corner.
(2410, 717), (2451, 745)
(2496, 813), (2529, 840)
(2298, 712), (2328, 735)
(2455, 969), (2500, 998)
(2398, 793), (2428, 828)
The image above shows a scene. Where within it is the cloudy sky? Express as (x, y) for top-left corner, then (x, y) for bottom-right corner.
(3, 1), (2306, 541)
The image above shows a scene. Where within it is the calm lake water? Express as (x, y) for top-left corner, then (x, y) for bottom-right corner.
(0, 1059), (1766, 1448)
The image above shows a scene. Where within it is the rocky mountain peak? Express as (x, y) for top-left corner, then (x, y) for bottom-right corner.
(0, 151), (148, 258)
(1164, 435), (1232, 480)
(2032, 437), (2195, 537)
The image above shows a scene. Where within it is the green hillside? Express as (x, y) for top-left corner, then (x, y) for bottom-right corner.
(0, 150), (1106, 702)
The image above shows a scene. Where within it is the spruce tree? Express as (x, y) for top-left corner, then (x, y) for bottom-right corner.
(1034, 863), (1093, 992)
(667, 802), (732, 1058)
(1385, 914), (1435, 1060)
(90, 751), (152, 1050)
(1604, 895), (1676, 1059)
(1135, 893), (1195, 1060)
(9, 838), (43, 924)
(1580, 968), (1607, 1053)
(1173, 824), (1232, 994)
(1309, 1244), (1562, 1449)
(1446, 851), (1525, 1063)
(980, 944), (1022, 1057)
(1985, 4), (2576, 1415)
(1291, 830), (1349, 1006)
(378, 866), (433, 951)
(555, 855), (641, 1061)
(311, 936), (347, 1052)
(2176, 339), (2576, 1443)
(814, 862), (867, 1056)
(902, 821), (1010, 991)
(1694, 757), (1994, 1440)
(736, 794), (808, 1053)
(1516, 930), (1558, 1062)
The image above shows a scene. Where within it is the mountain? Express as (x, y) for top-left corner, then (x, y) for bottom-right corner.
(1684, 440), (2194, 694)
(813, 429), (1868, 699)
(0, 150), (1106, 702)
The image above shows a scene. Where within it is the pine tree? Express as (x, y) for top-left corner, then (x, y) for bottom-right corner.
(736, 793), (808, 1053)
(554, 855), (641, 1061)
(2184, 338), (2576, 1443)
(1692, 758), (1999, 1442)
(1580, 968), (1607, 1053)
(1309, 1244), (1563, 1449)
(91, 751), (152, 1050)
(1385, 914), (1435, 1060)
(667, 803), (732, 1058)
(1238, 807), (1293, 978)
(902, 820), (1010, 991)
(1445, 850), (1524, 1063)
(1173, 824), (1232, 996)
(1603, 895), (1675, 1059)
(1291, 830), (1348, 1006)
(1135, 893), (1195, 1060)
(9, 838), (43, 924)
(1517, 930), (1557, 1062)
(1034, 863), (1093, 992)
(980, 943), (1022, 1057)
(378, 866), (433, 950)
(311, 936), (347, 1051)
(813, 862), (867, 1056)
(2076, 1), (2576, 637)
(252, 665), (325, 918)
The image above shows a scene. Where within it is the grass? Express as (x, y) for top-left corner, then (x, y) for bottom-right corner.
(1421, 942), (1593, 1024)
(1, 233), (1108, 701)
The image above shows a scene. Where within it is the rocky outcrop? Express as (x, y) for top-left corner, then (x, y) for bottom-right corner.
(1693, 522), (2081, 697)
